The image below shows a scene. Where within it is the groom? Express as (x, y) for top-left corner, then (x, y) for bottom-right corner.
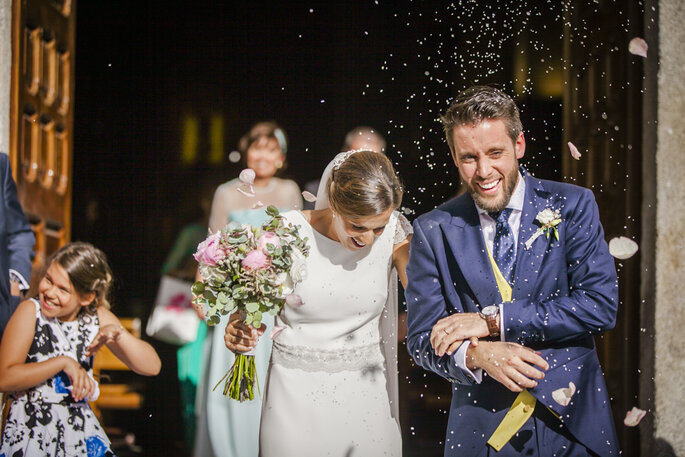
(405, 86), (620, 456)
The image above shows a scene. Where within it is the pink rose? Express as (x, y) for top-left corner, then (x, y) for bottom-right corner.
(242, 249), (270, 270)
(239, 168), (256, 187)
(193, 231), (223, 266)
(258, 232), (281, 253)
(285, 294), (304, 308)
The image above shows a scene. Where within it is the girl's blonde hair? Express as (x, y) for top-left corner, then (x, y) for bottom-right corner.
(326, 150), (403, 219)
(47, 242), (114, 311)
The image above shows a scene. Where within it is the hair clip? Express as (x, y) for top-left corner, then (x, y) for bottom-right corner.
(332, 149), (363, 170)
(274, 128), (287, 155)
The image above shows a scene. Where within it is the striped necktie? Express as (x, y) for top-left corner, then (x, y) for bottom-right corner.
(489, 208), (516, 284)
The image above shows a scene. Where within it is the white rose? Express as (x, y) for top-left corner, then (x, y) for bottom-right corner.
(270, 272), (294, 298)
(271, 272), (288, 287)
(536, 208), (556, 225)
(289, 254), (308, 283)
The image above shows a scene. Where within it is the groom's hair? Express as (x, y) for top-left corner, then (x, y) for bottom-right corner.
(440, 86), (522, 152)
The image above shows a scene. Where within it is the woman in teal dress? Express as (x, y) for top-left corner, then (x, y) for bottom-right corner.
(159, 191), (212, 451)
(193, 121), (302, 457)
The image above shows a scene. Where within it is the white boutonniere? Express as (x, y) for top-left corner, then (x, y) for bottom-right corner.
(524, 208), (562, 250)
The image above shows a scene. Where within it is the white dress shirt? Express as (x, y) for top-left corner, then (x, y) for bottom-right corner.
(454, 172), (525, 382)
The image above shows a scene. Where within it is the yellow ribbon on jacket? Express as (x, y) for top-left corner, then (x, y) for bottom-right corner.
(485, 249), (537, 452)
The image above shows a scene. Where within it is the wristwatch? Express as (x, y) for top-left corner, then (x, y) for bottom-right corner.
(479, 305), (500, 338)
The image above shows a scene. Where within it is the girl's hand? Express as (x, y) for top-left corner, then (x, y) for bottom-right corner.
(60, 356), (97, 402)
(84, 324), (125, 357)
(224, 313), (265, 353)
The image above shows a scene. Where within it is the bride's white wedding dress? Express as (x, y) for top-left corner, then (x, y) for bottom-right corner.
(259, 209), (410, 457)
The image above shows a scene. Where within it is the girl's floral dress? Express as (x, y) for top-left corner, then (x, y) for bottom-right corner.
(1, 299), (114, 457)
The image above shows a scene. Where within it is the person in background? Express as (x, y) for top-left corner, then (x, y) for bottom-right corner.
(158, 185), (214, 453)
(193, 121), (302, 457)
(0, 153), (35, 340)
(0, 242), (161, 455)
(302, 126), (386, 210)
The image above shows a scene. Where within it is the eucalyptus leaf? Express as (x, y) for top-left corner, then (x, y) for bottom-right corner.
(225, 301), (237, 313)
(191, 281), (205, 295)
(245, 301), (260, 313)
(229, 234), (248, 244)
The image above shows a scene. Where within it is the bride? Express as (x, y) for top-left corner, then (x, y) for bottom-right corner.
(225, 149), (411, 456)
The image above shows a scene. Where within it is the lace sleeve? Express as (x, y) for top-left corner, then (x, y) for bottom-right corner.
(394, 213), (413, 244)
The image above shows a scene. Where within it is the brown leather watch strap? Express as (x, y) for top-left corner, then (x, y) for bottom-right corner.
(485, 314), (500, 337)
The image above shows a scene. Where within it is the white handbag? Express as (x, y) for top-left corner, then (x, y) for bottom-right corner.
(145, 275), (200, 345)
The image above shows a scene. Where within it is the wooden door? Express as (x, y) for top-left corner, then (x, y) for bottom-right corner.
(9, 0), (75, 293)
(562, 1), (643, 454)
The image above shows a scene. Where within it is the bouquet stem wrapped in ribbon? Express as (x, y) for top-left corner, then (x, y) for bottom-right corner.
(192, 205), (309, 401)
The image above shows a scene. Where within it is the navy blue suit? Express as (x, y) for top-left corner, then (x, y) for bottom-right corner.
(0, 153), (35, 339)
(406, 170), (620, 456)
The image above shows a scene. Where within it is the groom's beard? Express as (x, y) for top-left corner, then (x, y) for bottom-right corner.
(467, 164), (519, 213)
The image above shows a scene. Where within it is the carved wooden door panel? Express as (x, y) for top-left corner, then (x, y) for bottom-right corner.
(562, 1), (643, 454)
(9, 0), (75, 294)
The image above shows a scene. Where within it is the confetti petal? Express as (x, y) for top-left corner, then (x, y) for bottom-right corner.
(628, 37), (648, 58)
(270, 325), (286, 340)
(568, 141), (582, 160)
(252, 200), (264, 209)
(239, 168), (256, 186)
(302, 190), (317, 203)
(609, 236), (639, 260)
(624, 407), (647, 427)
(237, 187), (255, 198)
(552, 382), (576, 407)
(285, 293), (304, 308)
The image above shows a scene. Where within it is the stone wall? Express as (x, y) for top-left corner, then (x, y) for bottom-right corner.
(654, 0), (685, 454)
(0, 0), (10, 154)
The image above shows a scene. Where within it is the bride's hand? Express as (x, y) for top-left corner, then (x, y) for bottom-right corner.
(224, 312), (265, 353)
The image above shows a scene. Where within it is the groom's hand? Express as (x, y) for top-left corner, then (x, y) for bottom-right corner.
(431, 313), (489, 356)
(465, 341), (548, 392)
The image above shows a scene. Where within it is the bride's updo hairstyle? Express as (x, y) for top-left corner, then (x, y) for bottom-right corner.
(47, 242), (114, 312)
(326, 150), (403, 219)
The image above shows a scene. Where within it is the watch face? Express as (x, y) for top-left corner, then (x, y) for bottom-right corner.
(482, 305), (498, 316)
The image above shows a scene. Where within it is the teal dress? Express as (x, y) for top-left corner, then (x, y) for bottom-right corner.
(194, 208), (275, 457)
(160, 222), (208, 448)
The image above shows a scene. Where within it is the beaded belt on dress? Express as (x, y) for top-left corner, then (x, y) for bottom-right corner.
(271, 340), (385, 372)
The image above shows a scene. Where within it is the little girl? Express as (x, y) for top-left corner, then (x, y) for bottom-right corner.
(0, 242), (161, 456)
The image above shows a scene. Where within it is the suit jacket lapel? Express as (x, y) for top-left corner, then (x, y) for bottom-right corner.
(512, 173), (555, 301)
(441, 196), (501, 309)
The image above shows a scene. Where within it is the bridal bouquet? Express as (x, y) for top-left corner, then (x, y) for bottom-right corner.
(192, 205), (309, 401)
